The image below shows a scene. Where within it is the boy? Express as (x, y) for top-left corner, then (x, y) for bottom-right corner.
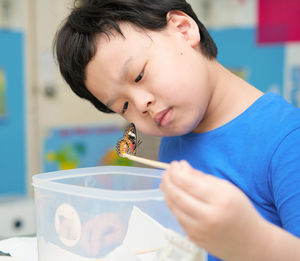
(54, 0), (300, 260)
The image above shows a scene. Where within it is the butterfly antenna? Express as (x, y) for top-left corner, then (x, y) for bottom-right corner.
(137, 139), (142, 147)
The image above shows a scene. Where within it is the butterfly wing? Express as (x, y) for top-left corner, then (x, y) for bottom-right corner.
(116, 123), (141, 157)
(125, 123), (137, 152)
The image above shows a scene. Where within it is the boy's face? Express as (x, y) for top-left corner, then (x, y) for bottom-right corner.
(85, 13), (212, 136)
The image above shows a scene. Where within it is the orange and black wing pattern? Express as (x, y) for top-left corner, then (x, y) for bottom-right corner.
(116, 123), (141, 157)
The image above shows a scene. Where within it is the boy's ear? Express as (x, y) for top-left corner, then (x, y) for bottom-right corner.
(166, 10), (200, 48)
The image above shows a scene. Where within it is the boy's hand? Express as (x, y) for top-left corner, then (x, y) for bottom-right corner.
(160, 160), (268, 260)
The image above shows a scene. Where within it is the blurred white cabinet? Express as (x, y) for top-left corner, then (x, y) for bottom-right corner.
(0, 197), (35, 238)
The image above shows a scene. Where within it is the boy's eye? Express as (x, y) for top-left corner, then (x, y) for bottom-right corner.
(122, 101), (129, 114)
(135, 70), (144, 83)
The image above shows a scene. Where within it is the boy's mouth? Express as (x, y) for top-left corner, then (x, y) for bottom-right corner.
(153, 108), (173, 127)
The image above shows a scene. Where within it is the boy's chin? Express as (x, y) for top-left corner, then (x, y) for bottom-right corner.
(137, 121), (198, 137)
(158, 127), (195, 137)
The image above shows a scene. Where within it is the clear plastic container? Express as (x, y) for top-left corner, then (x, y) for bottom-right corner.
(32, 166), (182, 260)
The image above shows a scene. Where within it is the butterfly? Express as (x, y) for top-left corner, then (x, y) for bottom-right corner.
(116, 123), (141, 157)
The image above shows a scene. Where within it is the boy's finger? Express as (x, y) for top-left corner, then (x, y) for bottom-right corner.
(166, 160), (216, 202)
(162, 169), (208, 221)
(164, 194), (201, 237)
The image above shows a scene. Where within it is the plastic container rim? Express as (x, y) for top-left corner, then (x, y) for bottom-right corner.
(32, 165), (165, 202)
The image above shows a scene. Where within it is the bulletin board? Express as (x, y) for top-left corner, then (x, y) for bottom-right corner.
(43, 125), (133, 172)
(0, 30), (26, 196)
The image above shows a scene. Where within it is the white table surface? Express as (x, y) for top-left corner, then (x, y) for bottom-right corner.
(0, 237), (37, 261)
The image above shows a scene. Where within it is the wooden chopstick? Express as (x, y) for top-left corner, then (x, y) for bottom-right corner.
(124, 153), (169, 169)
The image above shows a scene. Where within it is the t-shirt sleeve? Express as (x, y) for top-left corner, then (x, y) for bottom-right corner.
(270, 127), (300, 237)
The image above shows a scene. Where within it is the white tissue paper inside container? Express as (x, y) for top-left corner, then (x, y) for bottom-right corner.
(103, 206), (166, 261)
(38, 238), (97, 261)
(103, 245), (140, 261)
(123, 206), (167, 255)
(104, 206), (206, 261)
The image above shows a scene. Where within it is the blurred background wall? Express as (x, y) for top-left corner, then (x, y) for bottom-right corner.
(0, 0), (299, 238)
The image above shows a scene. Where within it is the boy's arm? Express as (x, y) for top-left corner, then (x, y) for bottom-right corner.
(160, 161), (300, 261)
(270, 128), (300, 236)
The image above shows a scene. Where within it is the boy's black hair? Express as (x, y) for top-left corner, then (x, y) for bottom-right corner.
(54, 0), (218, 113)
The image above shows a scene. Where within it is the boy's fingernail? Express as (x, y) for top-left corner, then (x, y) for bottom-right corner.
(181, 160), (190, 171)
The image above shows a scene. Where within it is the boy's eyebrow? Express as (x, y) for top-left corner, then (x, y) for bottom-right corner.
(105, 56), (133, 109)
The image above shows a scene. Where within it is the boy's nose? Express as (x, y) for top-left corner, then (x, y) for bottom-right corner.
(131, 89), (154, 115)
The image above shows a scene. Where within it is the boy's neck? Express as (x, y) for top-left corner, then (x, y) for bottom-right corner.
(193, 61), (263, 133)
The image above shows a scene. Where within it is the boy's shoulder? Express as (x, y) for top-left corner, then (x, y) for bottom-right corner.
(230, 92), (300, 148)
(256, 92), (300, 129)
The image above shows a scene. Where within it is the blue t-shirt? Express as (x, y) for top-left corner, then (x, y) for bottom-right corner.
(159, 93), (300, 261)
